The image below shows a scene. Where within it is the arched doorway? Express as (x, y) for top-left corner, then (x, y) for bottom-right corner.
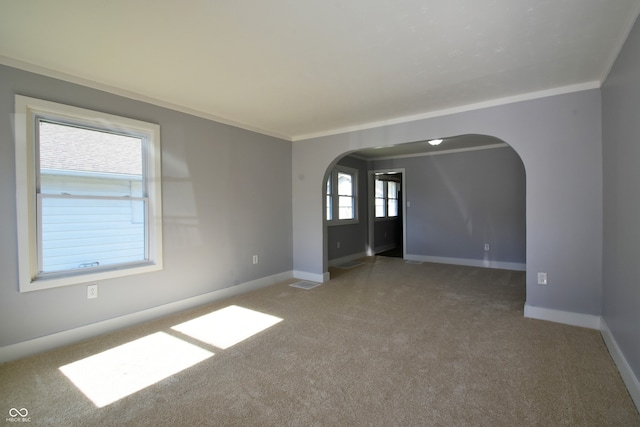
(322, 134), (526, 275)
(293, 91), (602, 321)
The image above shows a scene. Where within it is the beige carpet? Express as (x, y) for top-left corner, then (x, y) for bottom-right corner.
(1, 258), (638, 426)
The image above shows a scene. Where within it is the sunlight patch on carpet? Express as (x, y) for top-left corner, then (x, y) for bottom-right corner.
(172, 305), (282, 350)
(59, 332), (213, 408)
(290, 281), (322, 290)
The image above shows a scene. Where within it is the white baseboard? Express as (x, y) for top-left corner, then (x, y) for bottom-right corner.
(524, 305), (639, 413)
(293, 270), (330, 283)
(373, 244), (397, 254)
(405, 254), (526, 271)
(328, 251), (368, 267)
(600, 319), (640, 412)
(523, 303), (602, 329)
(0, 270), (294, 364)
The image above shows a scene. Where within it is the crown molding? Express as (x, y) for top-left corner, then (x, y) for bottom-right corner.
(292, 81), (601, 142)
(0, 56), (291, 141)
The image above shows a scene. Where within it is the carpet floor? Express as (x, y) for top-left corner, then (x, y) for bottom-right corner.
(1, 257), (638, 426)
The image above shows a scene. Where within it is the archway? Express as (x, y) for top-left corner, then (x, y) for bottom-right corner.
(292, 91), (602, 319)
(321, 135), (526, 276)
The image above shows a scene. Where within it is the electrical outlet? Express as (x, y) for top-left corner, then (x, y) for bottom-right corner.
(337, 242), (341, 249)
(484, 243), (490, 251)
(87, 284), (98, 299)
(252, 255), (259, 264)
(537, 272), (548, 285)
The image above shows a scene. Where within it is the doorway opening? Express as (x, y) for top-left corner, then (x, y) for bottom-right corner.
(322, 134), (526, 276)
(369, 169), (405, 259)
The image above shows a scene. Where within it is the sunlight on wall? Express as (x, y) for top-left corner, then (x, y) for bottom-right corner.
(172, 305), (283, 349)
(59, 332), (214, 408)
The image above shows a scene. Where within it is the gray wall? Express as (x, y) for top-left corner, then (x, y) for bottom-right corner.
(326, 155), (368, 261)
(372, 146), (525, 265)
(293, 89), (602, 315)
(602, 16), (640, 383)
(0, 65), (293, 348)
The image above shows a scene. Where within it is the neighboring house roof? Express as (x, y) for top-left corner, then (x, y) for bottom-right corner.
(39, 121), (142, 176)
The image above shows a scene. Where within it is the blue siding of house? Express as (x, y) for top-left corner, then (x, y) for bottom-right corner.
(40, 174), (145, 273)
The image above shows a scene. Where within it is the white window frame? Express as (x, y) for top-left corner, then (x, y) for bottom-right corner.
(15, 95), (163, 292)
(325, 165), (358, 226)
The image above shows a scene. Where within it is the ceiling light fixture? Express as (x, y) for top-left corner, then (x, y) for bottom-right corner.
(428, 139), (443, 146)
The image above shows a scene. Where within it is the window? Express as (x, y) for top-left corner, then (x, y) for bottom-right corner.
(375, 177), (400, 219)
(15, 95), (163, 292)
(337, 171), (355, 220)
(325, 166), (358, 224)
(326, 177), (332, 221)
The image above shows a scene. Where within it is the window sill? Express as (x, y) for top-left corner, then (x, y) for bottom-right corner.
(20, 262), (163, 293)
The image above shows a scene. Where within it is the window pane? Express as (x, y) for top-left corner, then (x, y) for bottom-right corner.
(40, 196), (146, 274)
(375, 179), (385, 198)
(39, 120), (142, 195)
(337, 172), (353, 196)
(326, 178), (332, 220)
(37, 120), (148, 275)
(338, 196), (354, 219)
(375, 198), (385, 217)
(388, 181), (397, 199)
(388, 199), (398, 217)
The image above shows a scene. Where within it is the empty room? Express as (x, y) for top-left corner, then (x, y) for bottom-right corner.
(1, 1), (639, 425)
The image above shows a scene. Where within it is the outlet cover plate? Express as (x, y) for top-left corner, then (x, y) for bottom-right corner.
(537, 272), (548, 285)
(87, 284), (98, 299)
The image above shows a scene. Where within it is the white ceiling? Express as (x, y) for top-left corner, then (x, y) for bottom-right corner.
(1, 0), (639, 141)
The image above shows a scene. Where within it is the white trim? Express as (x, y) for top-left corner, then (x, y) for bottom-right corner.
(0, 56), (291, 141)
(1, 56), (603, 144)
(0, 271), (294, 364)
(292, 82), (601, 141)
(41, 168), (142, 181)
(365, 143), (509, 161)
(404, 254), (526, 271)
(523, 303), (602, 330)
(523, 306), (640, 412)
(600, 319), (640, 412)
(328, 251), (368, 267)
(294, 270), (330, 283)
(14, 95), (163, 292)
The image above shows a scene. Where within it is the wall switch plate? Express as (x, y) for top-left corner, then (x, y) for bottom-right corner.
(337, 242), (341, 249)
(537, 272), (548, 285)
(252, 255), (259, 264)
(87, 284), (98, 299)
